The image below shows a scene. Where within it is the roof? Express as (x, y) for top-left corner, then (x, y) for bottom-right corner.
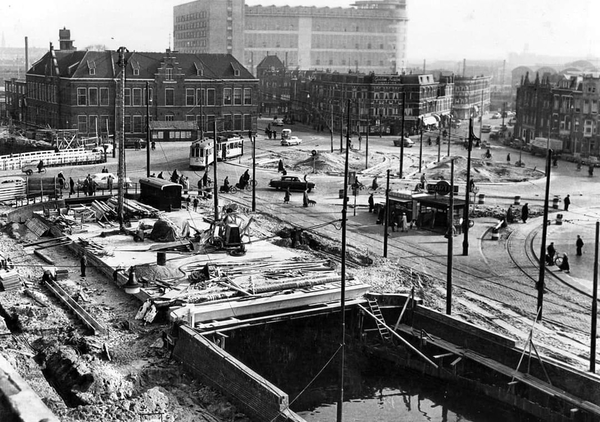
(150, 121), (198, 131)
(139, 178), (182, 190)
(256, 55), (285, 71)
(27, 49), (256, 81)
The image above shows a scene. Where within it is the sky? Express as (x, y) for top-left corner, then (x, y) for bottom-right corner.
(2, 0), (599, 63)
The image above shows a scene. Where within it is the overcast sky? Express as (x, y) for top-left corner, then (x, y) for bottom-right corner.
(2, 0), (599, 63)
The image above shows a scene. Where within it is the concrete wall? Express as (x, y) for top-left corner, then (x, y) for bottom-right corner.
(172, 324), (304, 422)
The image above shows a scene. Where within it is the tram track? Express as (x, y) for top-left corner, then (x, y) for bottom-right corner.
(222, 188), (594, 340)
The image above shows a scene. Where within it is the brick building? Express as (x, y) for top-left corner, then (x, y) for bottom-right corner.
(7, 32), (259, 141)
(452, 75), (492, 120)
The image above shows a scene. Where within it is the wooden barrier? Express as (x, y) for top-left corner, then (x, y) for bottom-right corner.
(0, 148), (104, 171)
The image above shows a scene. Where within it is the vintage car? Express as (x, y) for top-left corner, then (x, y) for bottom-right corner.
(393, 137), (414, 147)
(281, 136), (302, 146)
(77, 172), (133, 191)
(268, 175), (315, 192)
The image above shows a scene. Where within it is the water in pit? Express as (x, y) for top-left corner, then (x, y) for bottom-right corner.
(294, 361), (538, 422)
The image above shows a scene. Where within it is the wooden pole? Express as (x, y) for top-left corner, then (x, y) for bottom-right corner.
(537, 150), (553, 321)
(463, 118), (474, 255)
(146, 81), (150, 178)
(446, 158), (454, 315)
(383, 169), (390, 258)
(591, 221), (599, 373)
(213, 121), (219, 221)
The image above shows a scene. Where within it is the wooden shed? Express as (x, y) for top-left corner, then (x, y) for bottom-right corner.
(139, 178), (182, 211)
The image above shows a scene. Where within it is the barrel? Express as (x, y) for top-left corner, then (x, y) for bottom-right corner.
(157, 252), (166, 266)
(491, 228), (499, 240)
(556, 213), (563, 225)
(478, 193), (485, 204)
(552, 196), (560, 209)
(514, 195), (521, 205)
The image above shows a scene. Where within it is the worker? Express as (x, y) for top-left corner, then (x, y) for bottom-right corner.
(80, 253), (88, 277)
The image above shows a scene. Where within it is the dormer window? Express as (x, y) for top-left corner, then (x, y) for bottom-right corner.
(230, 62), (241, 77)
(87, 60), (96, 76)
(133, 68), (139, 76)
(194, 62), (204, 76)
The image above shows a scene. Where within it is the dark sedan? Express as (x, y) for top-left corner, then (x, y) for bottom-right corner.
(268, 175), (315, 192)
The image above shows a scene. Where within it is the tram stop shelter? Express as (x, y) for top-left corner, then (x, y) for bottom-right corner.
(413, 192), (466, 231)
(139, 178), (182, 211)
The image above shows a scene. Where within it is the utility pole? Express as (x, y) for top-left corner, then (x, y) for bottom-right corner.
(383, 169), (390, 258)
(213, 121), (219, 221)
(399, 91), (405, 178)
(419, 118), (423, 173)
(146, 81), (151, 178)
(446, 158), (455, 315)
(116, 46), (128, 230)
(251, 132), (256, 212)
(365, 106), (370, 169)
(537, 150), (553, 321)
(591, 221), (599, 373)
(463, 118), (476, 255)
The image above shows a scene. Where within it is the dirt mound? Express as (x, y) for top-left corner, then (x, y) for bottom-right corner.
(427, 156), (541, 183)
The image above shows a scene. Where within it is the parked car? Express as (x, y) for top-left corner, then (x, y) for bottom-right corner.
(124, 138), (147, 149)
(92, 144), (114, 154)
(491, 112), (502, 119)
(272, 117), (284, 126)
(451, 120), (462, 129)
(393, 137), (414, 147)
(77, 173), (132, 190)
(281, 136), (303, 146)
(268, 175), (315, 192)
(481, 124), (492, 133)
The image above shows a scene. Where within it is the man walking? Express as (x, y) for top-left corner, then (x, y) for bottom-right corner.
(368, 193), (374, 213)
(521, 203), (529, 223)
(576, 235), (584, 256)
(564, 194), (571, 211)
(80, 253), (87, 277)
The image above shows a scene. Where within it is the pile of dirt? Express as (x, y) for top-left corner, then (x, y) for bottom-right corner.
(263, 150), (381, 175)
(427, 156), (541, 183)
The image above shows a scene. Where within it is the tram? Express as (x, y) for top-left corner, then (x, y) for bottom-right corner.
(189, 138), (215, 169)
(216, 134), (244, 161)
(189, 134), (245, 169)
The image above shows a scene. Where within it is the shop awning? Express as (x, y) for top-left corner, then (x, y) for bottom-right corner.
(422, 116), (437, 126)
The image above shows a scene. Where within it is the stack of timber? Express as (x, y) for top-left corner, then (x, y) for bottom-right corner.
(0, 270), (21, 291)
(106, 197), (159, 219)
(90, 199), (117, 224)
(77, 237), (109, 256)
(70, 204), (96, 223)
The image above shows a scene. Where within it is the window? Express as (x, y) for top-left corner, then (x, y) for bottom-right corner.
(78, 115), (88, 133)
(244, 114), (252, 130)
(186, 88), (195, 106)
(77, 88), (87, 106)
(243, 88), (252, 105)
(89, 88), (98, 106)
(100, 88), (109, 106)
(196, 88), (205, 106)
(186, 114), (195, 122)
(133, 68), (139, 76)
(124, 115), (131, 133)
(593, 100), (598, 114)
(233, 88), (242, 105)
(234, 114), (242, 130)
(132, 88), (142, 106)
(207, 89), (215, 106)
(223, 88), (232, 105)
(124, 88), (131, 106)
(165, 88), (174, 106)
(100, 116), (111, 134)
(89, 115), (98, 133)
(132, 115), (142, 132)
(165, 67), (173, 80)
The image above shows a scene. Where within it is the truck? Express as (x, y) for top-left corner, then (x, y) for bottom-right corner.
(529, 137), (563, 156)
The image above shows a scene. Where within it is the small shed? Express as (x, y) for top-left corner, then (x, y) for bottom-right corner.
(139, 178), (182, 211)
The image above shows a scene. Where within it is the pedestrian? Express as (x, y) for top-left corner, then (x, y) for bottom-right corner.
(400, 213), (408, 232)
(185, 195), (191, 209)
(521, 203), (529, 223)
(368, 193), (374, 213)
(157, 172), (164, 179)
(546, 242), (556, 265)
(37, 159), (44, 173)
(278, 159), (285, 173)
(303, 189), (309, 207)
(80, 253), (87, 277)
(553, 157), (558, 167)
(576, 235), (584, 256)
(558, 253), (570, 273)
(507, 153), (511, 163)
(506, 205), (514, 224)
(371, 176), (379, 190)
(564, 194), (571, 211)
(202, 171), (209, 188)
(284, 187), (291, 204)
(427, 137), (432, 146)
(107, 174), (113, 191)
(193, 196), (199, 212)
(69, 177), (75, 195)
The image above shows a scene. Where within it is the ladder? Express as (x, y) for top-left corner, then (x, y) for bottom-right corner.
(367, 298), (391, 343)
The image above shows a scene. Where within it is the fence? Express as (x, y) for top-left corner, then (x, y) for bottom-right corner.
(0, 148), (104, 172)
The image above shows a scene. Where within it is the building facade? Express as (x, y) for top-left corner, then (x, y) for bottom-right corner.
(289, 71), (454, 137)
(173, 0), (408, 76)
(8, 39), (259, 140)
(514, 71), (600, 157)
(452, 75), (492, 120)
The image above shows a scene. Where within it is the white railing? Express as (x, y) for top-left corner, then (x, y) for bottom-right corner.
(0, 148), (104, 171)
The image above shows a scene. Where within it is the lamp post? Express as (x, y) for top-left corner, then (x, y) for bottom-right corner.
(399, 91), (405, 178)
(116, 46), (128, 230)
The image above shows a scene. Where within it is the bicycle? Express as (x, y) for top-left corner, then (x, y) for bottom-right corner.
(481, 152), (492, 160)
